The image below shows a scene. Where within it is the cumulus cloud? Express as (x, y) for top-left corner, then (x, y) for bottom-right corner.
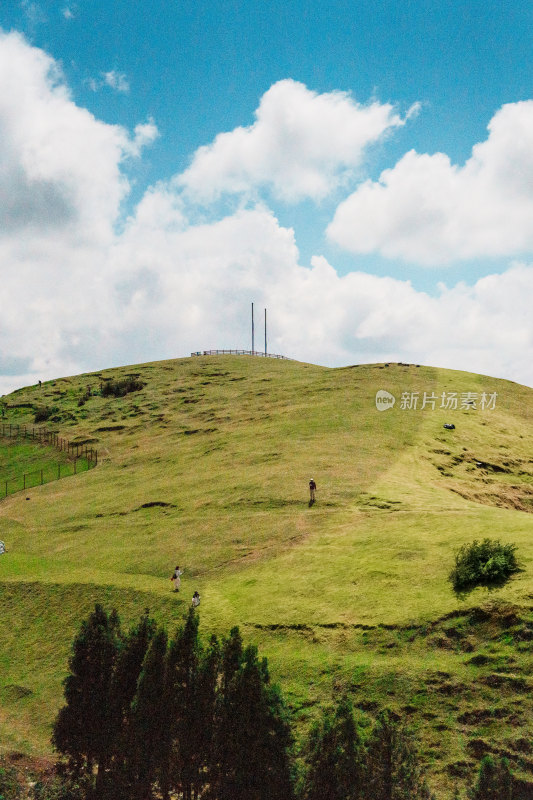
(103, 70), (129, 92)
(179, 79), (412, 203)
(0, 31), (157, 391)
(1, 32), (533, 397)
(0, 31), (153, 244)
(3, 186), (533, 394)
(88, 71), (130, 93)
(328, 100), (533, 265)
(102, 188), (533, 389)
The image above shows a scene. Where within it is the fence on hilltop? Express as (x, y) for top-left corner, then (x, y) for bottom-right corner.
(191, 349), (290, 360)
(0, 422), (98, 499)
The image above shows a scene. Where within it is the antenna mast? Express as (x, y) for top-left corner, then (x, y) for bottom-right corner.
(264, 308), (267, 354)
(251, 302), (255, 354)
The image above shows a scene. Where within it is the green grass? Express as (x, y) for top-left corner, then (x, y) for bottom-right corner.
(0, 438), (92, 498)
(0, 356), (532, 797)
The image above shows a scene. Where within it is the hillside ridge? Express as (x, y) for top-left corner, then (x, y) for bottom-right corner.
(1, 356), (532, 795)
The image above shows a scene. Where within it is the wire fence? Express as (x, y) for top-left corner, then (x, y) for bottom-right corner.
(191, 349), (290, 360)
(0, 423), (98, 499)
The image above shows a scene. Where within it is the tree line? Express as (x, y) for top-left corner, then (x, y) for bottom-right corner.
(12, 604), (519, 800)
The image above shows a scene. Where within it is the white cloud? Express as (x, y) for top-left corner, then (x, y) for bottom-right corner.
(0, 32), (157, 392)
(179, 79), (412, 203)
(1, 33), (533, 397)
(20, 0), (47, 26)
(3, 181), (533, 394)
(129, 119), (159, 155)
(88, 70), (130, 94)
(328, 100), (533, 265)
(0, 32), (124, 243)
(87, 196), (533, 392)
(103, 70), (129, 93)
(0, 32), (157, 240)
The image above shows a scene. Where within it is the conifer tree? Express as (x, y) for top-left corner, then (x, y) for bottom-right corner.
(156, 611), (214, 800)
(169, 608), (202, 800)
(113, 609), (156, 718)
(213, 641), (294, 800)
(128, 628), (168, 800)
(209, 626), (244, 799)
(220, 625), (244, 693)
(303, 712), (338, 800)
(107, 609), (156, 798)
(52, 604), (121, 798)
(193, 632), (220, 798)
(333, 696), (363, 800)
(302, 696), (363, 800)
(471, 755), (513, 800)
(365, 709), (431, 800)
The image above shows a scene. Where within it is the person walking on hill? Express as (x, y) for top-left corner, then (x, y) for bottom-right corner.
(309, 478), (316, 506)
(191, 591), (200, 608)
(170, 565), (183, 592)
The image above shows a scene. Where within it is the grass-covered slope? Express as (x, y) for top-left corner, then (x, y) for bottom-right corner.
(1, 356), (532, 795)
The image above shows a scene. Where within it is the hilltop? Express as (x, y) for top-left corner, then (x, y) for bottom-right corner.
(1, 355), (532, 797)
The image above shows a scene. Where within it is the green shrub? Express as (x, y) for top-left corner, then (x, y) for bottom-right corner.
(34, 406), (53, 423)
(100, 378), (144, 398)
(449, 539), (520, 592)
(31, 775), (86, 800)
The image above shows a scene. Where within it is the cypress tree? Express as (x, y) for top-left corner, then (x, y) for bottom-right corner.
(471, 755), (513, 800)
(333, 696), (363, 800)
(303, 712), (339, 800)
(194, 633), (220, 798)
(365, 709), (431, 800)
(108, 609), (156, 798)
(128, 628), (168, 800)
(170, 608), (202, 800)
(214, 641), (294, 800)
(302, 696), (363, 800)
(220, 626), (243, 693)
(209, 627), (244, 800)
(52, 604), (121, 798)
(113, 609), (156, 718)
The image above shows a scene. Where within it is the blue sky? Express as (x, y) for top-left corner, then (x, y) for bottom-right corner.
(1, 0), (533, 391)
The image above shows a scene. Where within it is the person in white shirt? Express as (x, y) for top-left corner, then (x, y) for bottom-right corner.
(170, 565), (183, 592)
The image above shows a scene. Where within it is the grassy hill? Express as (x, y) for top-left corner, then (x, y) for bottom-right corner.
(1, 355), (532, 797)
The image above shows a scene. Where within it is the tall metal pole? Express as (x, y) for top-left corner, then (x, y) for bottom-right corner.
(264, 308), (267, 355)
(251, 302), (255, 354)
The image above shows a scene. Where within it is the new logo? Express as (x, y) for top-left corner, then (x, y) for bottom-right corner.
(375, 390), (396, 411)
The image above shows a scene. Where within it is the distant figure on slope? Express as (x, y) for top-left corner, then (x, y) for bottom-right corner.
(309, 478), (316, 506)
(170, 565), (183, 592)
(191, 591), (200, 608)
(0, 541), (5, 555)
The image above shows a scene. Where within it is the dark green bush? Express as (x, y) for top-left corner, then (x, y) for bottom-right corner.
(31, 775), (86, 800)
(100, 378), (144, 398)
(34, 406), (53, 423)
(450, 539), (520, 592)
